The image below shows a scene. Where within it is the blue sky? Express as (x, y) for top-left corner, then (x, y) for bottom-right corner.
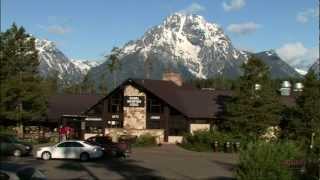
(1, 0), (319, 68)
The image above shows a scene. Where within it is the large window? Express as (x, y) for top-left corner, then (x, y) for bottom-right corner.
(106, 119), (123, 128)
(147, 98), (163, 113)
(147, 118), (161, 129)
(108, 96), (123, 113)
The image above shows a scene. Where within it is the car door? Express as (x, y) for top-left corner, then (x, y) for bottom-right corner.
(69, 142), (84, 159)
(52, 142), (73, 159)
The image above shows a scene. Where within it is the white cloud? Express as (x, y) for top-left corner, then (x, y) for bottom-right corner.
(276, 42), (319, 70)
(47, 25), (71, 35)
(180, 3), (206, 14)
(296, 8), (319, 23)
(227, 22), (261, 35)
(222, 0), (245, 12)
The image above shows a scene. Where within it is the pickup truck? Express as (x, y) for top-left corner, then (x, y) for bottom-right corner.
(85, 136), (131, 158)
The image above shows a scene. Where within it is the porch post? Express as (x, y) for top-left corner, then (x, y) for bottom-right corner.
(164, 106), (170, 142)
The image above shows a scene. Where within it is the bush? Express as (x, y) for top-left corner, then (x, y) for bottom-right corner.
(132, 134), (157, 147)
(0, 126), (16, 135)
(181, 130), (246, 152)
(236, 141), (302, 180)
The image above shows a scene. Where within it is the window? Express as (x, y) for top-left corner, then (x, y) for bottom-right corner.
(57, 142), (69, 147)
(106, 119), (123, 128)
(108, 97), (123, 113)
(57, 142), (83, 147)
(147, 119), (161, 129)
(147, 98), (163, 113)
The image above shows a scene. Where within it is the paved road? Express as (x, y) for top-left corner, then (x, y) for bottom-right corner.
(0, 145), (238, 180)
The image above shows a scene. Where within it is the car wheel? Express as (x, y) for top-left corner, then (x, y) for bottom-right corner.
(13, 149), (22, 157)
(42, 151), (51, 160)
(80, 152), (89, 162)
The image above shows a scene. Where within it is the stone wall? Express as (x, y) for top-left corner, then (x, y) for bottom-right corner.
(123, 85), (146, 129)
(168, 136), (183, 144)
(105, 128), (165, 143)
(190, 123), (210, 134)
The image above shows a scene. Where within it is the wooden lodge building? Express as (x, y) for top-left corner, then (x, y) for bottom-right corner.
(83, 72), (230, 143)
(37, 73), (300, 143)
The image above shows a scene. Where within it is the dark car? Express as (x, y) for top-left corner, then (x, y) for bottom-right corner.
(0, 134), (32, 157)
(86, 136), (130, 158)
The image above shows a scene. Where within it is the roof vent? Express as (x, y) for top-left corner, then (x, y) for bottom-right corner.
(255, 84), (261, 91)
(293, 82), (303, 92)
(280, 81), (291, 96)
(162, 72), (183, 86)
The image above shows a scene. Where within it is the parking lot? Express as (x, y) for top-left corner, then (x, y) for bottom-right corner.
(0, 145), (238, 180)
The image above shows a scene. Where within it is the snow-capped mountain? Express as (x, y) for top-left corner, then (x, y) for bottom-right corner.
(87, 13), (300, 87)
(250, 50), (301, 78)
(295, 68), (308, 76)
(35, 39), (99, 83)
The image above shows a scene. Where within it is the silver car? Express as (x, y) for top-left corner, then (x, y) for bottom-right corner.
(36, 140), (103, 161)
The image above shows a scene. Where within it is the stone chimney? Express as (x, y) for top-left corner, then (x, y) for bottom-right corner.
(162, 72), (183, 86)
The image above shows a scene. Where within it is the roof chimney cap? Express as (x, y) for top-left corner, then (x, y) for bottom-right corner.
(162, 72), (183, 86)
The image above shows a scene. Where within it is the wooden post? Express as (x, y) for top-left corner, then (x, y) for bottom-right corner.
(163, 106), (170, 142)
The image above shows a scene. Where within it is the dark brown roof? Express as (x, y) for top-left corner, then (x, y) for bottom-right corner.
(47, 94), (102, 122)
(131, 79), (230, 119)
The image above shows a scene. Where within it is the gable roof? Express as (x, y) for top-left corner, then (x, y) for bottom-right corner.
(87, 78), (229, 119)
(132, 79), (218, 118)
(47, 94), (102, 122)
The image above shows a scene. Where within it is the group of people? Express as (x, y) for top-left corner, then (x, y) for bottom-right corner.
(58, 125), (74, 141)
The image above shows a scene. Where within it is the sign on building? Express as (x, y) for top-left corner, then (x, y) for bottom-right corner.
(85, 117), (102, 121)
(124, 96), (145, 107)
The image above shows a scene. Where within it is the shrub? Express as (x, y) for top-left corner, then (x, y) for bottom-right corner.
(236, 141), (302, 180)
(181, 130), (246, 152)
(132, 134), (157, 147)
(0, 126), (16, 135)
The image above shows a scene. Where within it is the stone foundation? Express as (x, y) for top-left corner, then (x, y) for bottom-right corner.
(168, 136), (183, 144)
(105, 128), (165, 143)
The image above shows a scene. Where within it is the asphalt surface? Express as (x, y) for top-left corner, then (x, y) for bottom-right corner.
(0, 145), (238, 180)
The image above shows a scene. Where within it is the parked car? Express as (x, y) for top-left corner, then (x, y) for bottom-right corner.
(85, 136), (130, 158)
(36, 140), (103, 161)
(0, 134), (32, 157)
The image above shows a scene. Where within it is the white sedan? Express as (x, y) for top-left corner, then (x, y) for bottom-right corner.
(36, 140), (103, 161)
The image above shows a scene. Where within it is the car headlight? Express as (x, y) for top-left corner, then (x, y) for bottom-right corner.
(25, 146), (31, 150)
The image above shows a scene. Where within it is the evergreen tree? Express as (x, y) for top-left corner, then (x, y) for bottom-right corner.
(44, 70), (60, 95)
(98, 72), (108, 95)
(106, 47), (121, 89)
(0, 24), (47, 136)
(297, 70), (320, 141)
(223, 57), (282, 138)
(81, 74), (95, 94)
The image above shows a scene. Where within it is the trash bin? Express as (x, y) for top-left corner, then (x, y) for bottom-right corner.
(224, 141), (231, 153)
(233, 141), (240, 152)
(212, 141), (219, 152)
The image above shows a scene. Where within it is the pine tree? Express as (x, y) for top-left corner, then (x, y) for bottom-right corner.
(297, 70), (320, 141)
(98, 72), (108, 95)
(0, 23), (47, 136)
(223, 57), (282, 138)
(106, 47), (121, 89)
